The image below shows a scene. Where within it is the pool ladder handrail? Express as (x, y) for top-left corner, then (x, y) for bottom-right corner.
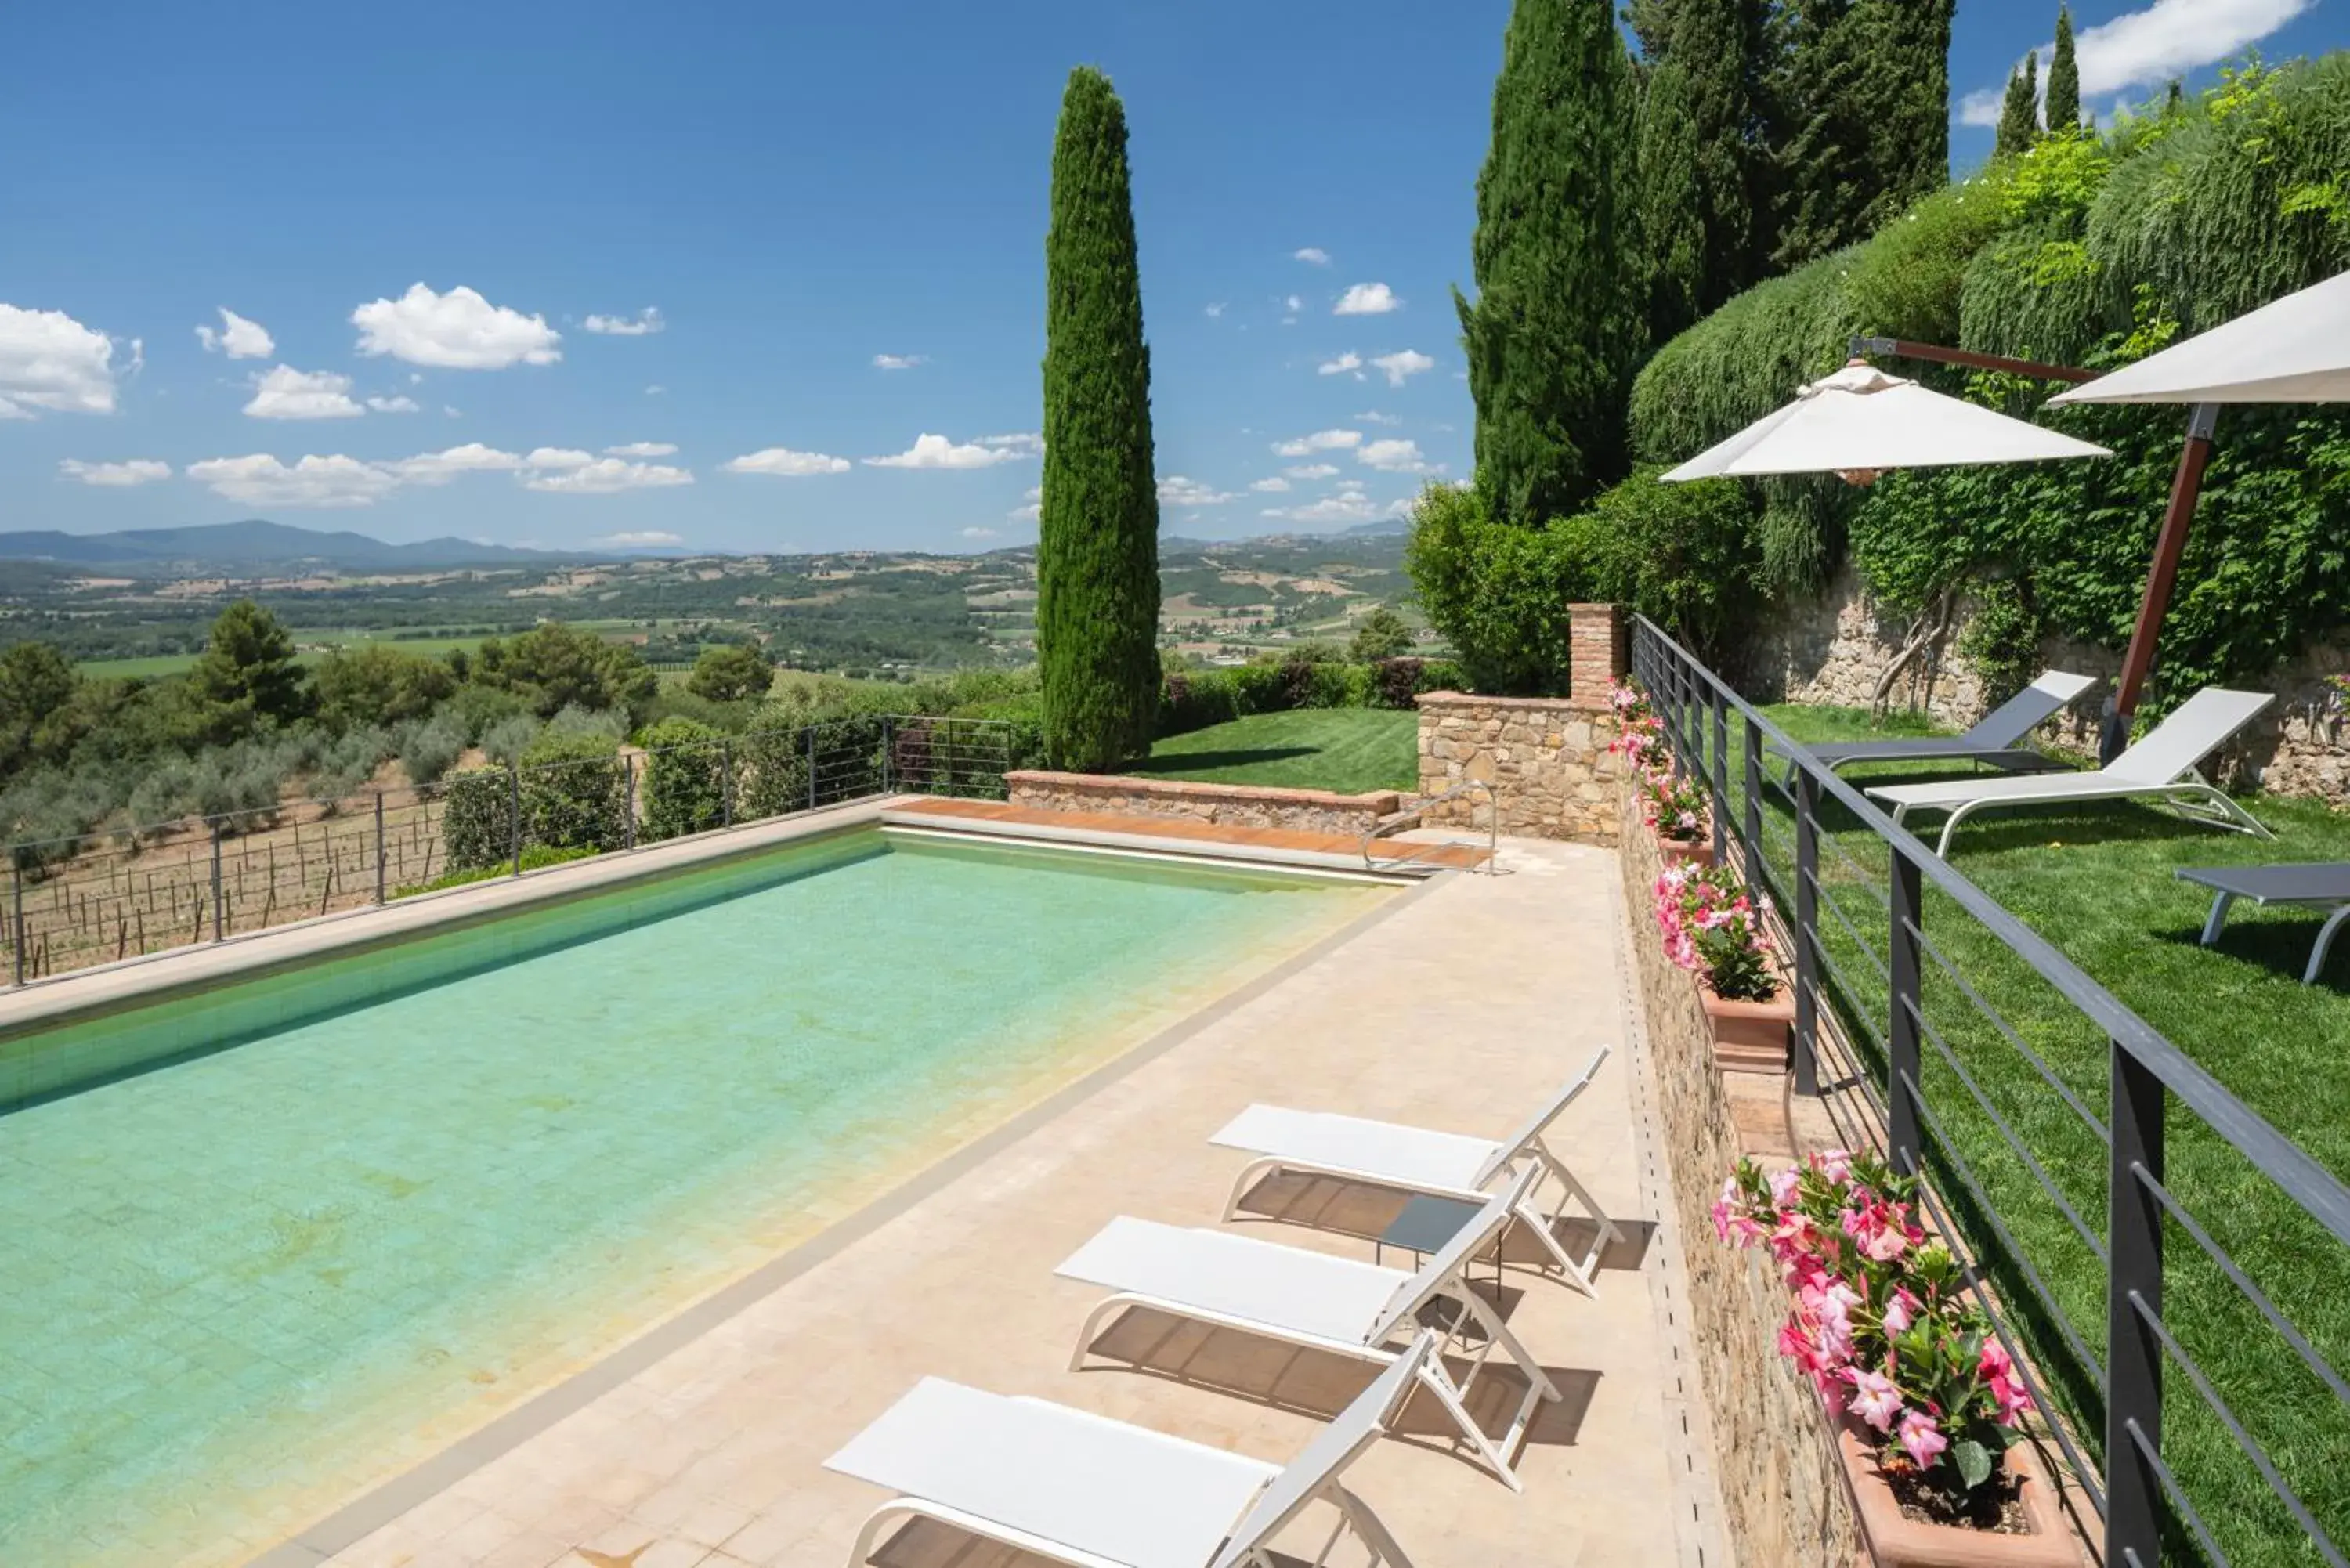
(1361, 779), (1500, 875)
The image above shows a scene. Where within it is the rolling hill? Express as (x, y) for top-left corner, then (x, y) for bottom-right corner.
(0, 521), (587, 572)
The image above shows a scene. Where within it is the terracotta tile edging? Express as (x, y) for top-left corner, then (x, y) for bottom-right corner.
(1003, 769), (1400, 813)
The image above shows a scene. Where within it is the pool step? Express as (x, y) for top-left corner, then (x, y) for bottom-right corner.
(878, 801), (1479, 879)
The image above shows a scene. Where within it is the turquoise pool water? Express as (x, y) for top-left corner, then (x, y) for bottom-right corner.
(0, 831), (1389, 1566)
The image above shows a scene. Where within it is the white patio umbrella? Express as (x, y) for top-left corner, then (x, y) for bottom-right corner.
(2048, 269), (2350, 406)
(1662, 361), (2112, 484)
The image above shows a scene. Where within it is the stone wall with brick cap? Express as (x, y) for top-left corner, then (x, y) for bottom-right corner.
(1004, 771), (1401, 836)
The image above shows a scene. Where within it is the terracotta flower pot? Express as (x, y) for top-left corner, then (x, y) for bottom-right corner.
(1699, 974), (1793, 1075)
(1657, 830), (1713, 869)
(1838, 1421), (2080, 1568)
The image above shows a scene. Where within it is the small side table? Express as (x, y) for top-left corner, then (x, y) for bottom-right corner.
(1375, 1194), (1503, 1296)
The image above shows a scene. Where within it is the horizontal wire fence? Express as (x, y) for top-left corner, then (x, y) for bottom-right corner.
(0, 715), (1018, 985)
(1633, 616), (2350, 1568)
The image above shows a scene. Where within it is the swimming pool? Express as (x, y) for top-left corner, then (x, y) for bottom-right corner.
(0, 829), (1394, 1566)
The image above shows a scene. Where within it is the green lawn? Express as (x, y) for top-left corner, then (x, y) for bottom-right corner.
(1130, 708), (1418, 794)
(1737, 702), (2350, 1564)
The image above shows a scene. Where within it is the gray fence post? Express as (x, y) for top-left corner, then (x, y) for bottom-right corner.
(622, 753), (636, 851)
(11, 858), (22, 986)
(722, 738), (736, 829)
(881, 714), (896, 794)
(1792, 768), (1821, 1097)
(806, 725), (819, 811)
(508, 763), (522, 879)
(2107, 1042), (2167, 1568)
(1741, 714), (1764, 882)
(1887, 848), (1923, 1175)
(374, 792), (387, 905)
(211, 824), (225, 941)
(1710, 684), (1730, 865)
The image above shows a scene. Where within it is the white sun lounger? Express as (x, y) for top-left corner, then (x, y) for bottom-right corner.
(1058, 1167), (1554, 1490)
(1864, 687), (2277, 856)
(1773, 670), (2098, 779)
(1209, 1046), (1621, 1298)
(823, 1331), (1439, 1568)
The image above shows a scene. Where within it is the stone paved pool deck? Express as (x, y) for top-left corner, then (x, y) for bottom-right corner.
(285, 839), (1728, 1568)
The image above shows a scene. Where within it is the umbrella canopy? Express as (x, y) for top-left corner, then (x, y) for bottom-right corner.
(1661, 361), (2111, 482)
(2048, 269), (2350, 406)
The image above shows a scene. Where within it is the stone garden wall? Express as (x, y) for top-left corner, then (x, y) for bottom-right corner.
(1619, 782), (1863, 1568)
(1755, 566), (2350, 802)
(1003, 771), (1401, 836)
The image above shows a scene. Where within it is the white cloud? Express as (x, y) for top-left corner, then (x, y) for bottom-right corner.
(1358, 437), (1437, 474)
(391, 443), (526, 484)
(366, 394), (421, 414)
(195, 308), (273, 359)
(186, 453), (400, 508)
(1272, 429), (1362, 457)
(1318, 351), (1365, 378)
(1961, 0), (2312, 125)
(1285, 295), (1305, 312)
(606, 440), (678, 457)
(443, 405), (462, 417)
(244, 365), (365, 421)
(1158, 475), (1238, 506)
(583, 308), (663, 336)
(524, 457), (693, 494)
(351, 283), (562, 369)
(961, 526), (1000, 540)
(645, 384), (666, 396)
(0, 304), (125, 415)
(1293, 247), (1332, 266)
(1334, 282), (1401, 316)
(723, 446), (851, 476)
(1372, 349), (1436, 388)
(1249, 477), (1291, 493)
(1262, 493), (1383, 526)
(1355, 410), (1403, 425)
(1285, 462), (1341, 479)
(979, 432), (1043, 456)
(521, 446), (596, 471)
(873, 353), (928, 370)
(1010, 486), (1043, 522)
(596, 530), (684, 546)
(866, 434), (1029, 470)
(60, 458), (171, 487)
(1205, 302), (1227, 319)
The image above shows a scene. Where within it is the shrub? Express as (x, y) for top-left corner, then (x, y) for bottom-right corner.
(734, 721), (808, 821)
(638, 717), (728, 841)
(395, 843), (593, 898)
(685, 642), (774, 704)
(310, 644), (458, 733)
(1404, 480), (1585, 695)
(479, 714), (541, 768)
(441, 767), (514, 872)
(445, 682), (530, 742)
(1347, 607), (1414, 663)
(396, 711), (468, 786)
(470, 621), (658, 720)
(1556, 469), (1762, 663)
(517, 730), (625, 854)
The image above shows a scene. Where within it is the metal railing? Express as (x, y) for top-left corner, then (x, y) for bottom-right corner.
(0, 715), (1021, 987)
(1359, 779), (1499, 874)
(1632, 616), (2350, 1568)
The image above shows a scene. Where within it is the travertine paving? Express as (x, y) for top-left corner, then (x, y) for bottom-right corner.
(301, 841), (1719, 1568)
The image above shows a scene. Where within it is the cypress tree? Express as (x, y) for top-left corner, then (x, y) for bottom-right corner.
(1456, 0), (1646, 526)
(2046, 5), (2081, 131)
(1638, 0), (1758, 342)
(1996, 51), (2039, 156)
(1037, 67), (1161, 771)
(1773, 0), (1949, 264)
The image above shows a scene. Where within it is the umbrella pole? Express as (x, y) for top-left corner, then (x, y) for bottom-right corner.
(2104, 403), (2221, 762)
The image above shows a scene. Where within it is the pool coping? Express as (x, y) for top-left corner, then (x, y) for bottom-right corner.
(247, 859), (1443, 1566)
(0, 797), (906, 1040)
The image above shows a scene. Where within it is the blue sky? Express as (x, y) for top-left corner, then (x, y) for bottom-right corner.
(2, 0), (2337, 556)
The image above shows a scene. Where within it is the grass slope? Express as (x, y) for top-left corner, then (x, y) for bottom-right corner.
(1131, 709), (1417, 794)
(1745, 703), (2350, 1564)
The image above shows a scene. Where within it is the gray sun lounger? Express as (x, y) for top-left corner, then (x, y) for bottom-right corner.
(1774, 670), (2098, 780)
(2176, 862), (2350, 984)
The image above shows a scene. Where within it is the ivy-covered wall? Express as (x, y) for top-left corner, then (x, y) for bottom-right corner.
(1625, 57), (2350, 710)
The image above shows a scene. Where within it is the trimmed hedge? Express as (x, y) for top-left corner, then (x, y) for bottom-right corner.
(1157, 656), (1463, 739)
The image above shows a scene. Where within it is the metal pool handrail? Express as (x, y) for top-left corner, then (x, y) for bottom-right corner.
(1361, 778), (1498, 874)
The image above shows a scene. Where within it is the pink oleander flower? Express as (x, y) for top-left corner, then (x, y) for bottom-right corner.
(1843, 1367), (1905, 1433)
(1980, 1342), (2033, 1425)
(1842, 1201), (1911, 1263)
(1899, 1410), (1949, 1469)
(1768, 1166), (1801, 1207)
(1813, 1148), (1853, 1184)
(1882, 1286), (1919, 1335)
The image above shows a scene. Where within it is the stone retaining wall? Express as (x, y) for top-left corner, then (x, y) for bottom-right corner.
(1757, 565), (2350, 801)
(1414, 693), (1622, 843)
(1619, 782), (1861, 1567)
(1003, 771), (1400, 836)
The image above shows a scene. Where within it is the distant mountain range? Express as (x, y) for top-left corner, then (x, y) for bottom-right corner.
(0, 521), (587, 572)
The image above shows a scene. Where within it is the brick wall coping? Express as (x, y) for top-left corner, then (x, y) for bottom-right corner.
(1414, 690), (1587, 713)
(1003, 770), (1402, 813)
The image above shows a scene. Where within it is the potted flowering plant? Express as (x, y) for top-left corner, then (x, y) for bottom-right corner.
(1640, 766), (1712, 866)
(1655, 863), (1792, 1071)
(1607, 683), (1667, 774)
(1715, 1151), (2073, 1566)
